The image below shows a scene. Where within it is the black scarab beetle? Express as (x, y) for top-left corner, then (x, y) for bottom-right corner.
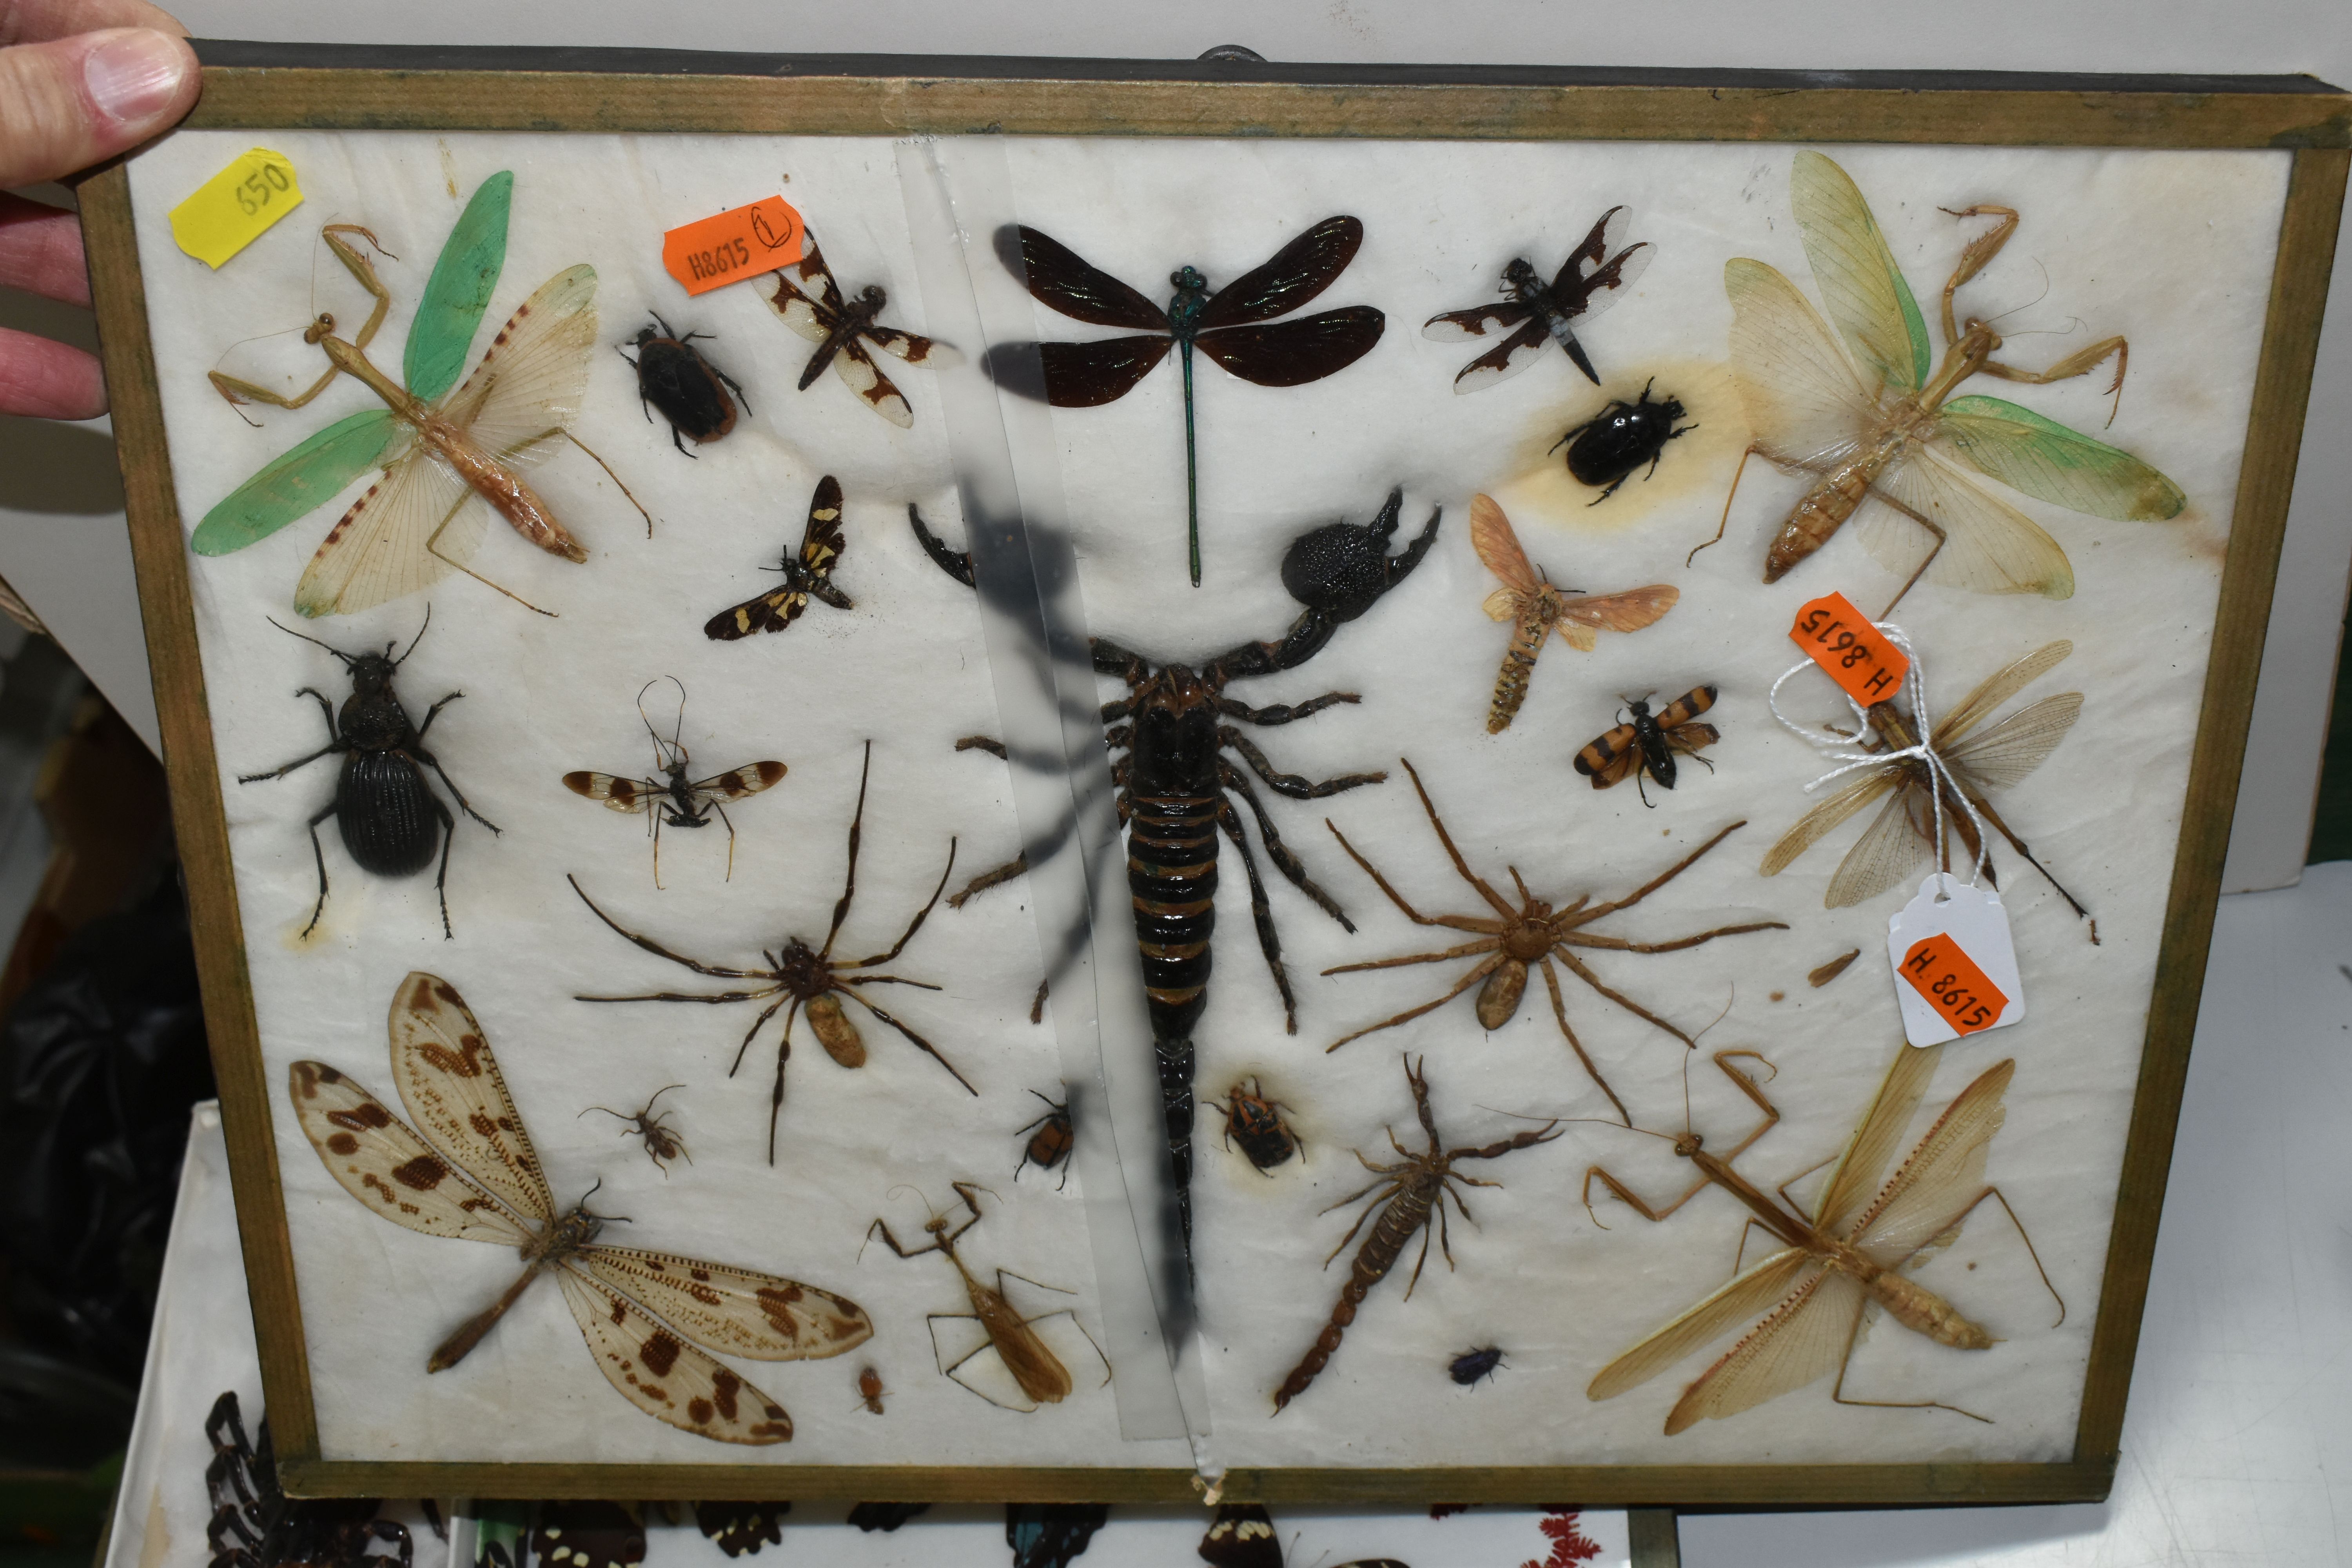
(620, 312), (748, 455)
(1553, 379), (1693, 504)
(1212, 1076), (1301, 1173)
(238, 610), (497, 938)
(1448, 1345), (1507, 1386)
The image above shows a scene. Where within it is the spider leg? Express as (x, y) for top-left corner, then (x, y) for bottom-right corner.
(1323, 954), (1505, 1052)
(568, 875), (765, 977)
(838, 984), (976, 1094)
(1396, 758), (1519, 919)
(821, 742), (875, 959)
(1540, 955), (1631, 1124)
(1563, 819), (1748, 924)
(846, 837), (956, 967)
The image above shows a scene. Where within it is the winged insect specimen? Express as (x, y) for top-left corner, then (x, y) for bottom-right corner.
(287, 972), (873, 1443)
(1690, 151), (2185, 613)
(1015, 1090), (1075, 1189)
(572, 742), (969, 1160)
(471, 1504), (527, 1568)
(1575, 686), (1720, 805)
(866, 1182), (1108, 1412)
(1199, 1503), (1407, 1568)
(205, 1391), (409, 1568)
(1585, 1045), (2062, 1433)
(579, 1083), (688, 1174)
(195, 172), (649, 617)
(1472, 495), (1677, 733)
(1274, 1057), (1558, 1409)
(1762, 639), (2087, 914)
(1323, 760), (1785, 1123)
(1212, 1076), (1301, 1172)
(764, 239), (959, 426)
(1448, 1345), (1507, 1387)
(532, 1505), (643, 1568)
(1555, 380), (1694, 503)
(847, 1503), (930, 1533)
(561, 677), (785, 885)
(238, 611), (494, 939)
(1425, 207), (1649, 391)
(855, 1365), (887, 1414)
(620, 312), (746, 454)
(991, 217), (1385, 583)
(691, 1503), (785, 1559)
(1009, 1504), (1110, 1568)
(704, 476), (852, 639)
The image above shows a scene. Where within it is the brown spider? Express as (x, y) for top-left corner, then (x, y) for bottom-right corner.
(1320, 759), (1786, 1123)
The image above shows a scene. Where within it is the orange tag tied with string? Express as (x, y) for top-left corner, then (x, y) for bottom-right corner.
(1790, 593), (1909, 707)
(662, 197), (805, 296)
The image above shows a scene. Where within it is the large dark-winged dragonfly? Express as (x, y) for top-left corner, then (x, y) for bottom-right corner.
(988, 217), (1385, 585)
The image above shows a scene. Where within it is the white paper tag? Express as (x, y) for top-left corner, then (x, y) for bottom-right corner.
(1885, 875), (2024, 1047)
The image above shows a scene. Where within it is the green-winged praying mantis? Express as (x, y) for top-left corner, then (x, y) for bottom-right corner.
(194, 171), (646, 618)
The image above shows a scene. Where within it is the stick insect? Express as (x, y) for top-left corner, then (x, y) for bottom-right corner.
(1583, 1044), (2063, 1435)
(863, 1181), (1107, 1412)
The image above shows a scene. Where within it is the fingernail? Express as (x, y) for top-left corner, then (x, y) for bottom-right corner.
(83, 30), (189, 125)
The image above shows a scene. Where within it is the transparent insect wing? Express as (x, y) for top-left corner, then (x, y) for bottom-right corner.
(1722, 256), (1877, 473)
(1664, 1263), (1869, 1435)
(1760, 769), (1898, 878)
(387, 971), (555, 1224)
(1936, 395), (2186, 521)
(1936, 639), (2073, 744)
(292, 444), (483, 619)
(1788, 150), (1930, 396)
(553, 1267), (796, 1445)
(1846, 1059), (2014, 1261)
(831, 341), (913, 428)
(1823, 780), (1933, 907)
(1857, 445), (2073, 599)
(285, 1060), (531, 1247)
(1813, 1040), (1943, 1236)
(1942, 692), (2083, 791)
(1587, 1248), (1813, 1402)
(575, 1247), (873, 1361)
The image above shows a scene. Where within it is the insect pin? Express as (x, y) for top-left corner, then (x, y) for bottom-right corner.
(238, 608), (495, 939)
(855, 1365), (887, 1414)
(1425, 205), (1650, 391)
(1198, 1502), (1407, 1568)
(706, 475), (853, 639)
(764, 240), (959, 427)
(1211, 1077), (1301, 1173)
(1448, 1345), (1507, 1387)
(1014, 1090), (1074, 1189)
(580, 1083), (688, 1174)
(620, 311), (747, 454)
(1470, 494), (1677, 732)
(288, 972), (874, 1443)
(1553, 379), (1694, 503)
(1574, 685), (1720, 806)
(561, 677), (786, 886)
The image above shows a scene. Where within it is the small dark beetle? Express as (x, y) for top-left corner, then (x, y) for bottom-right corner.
(620, 312), (748, 455)
(1553, 379), (1694, 504)
(1212, 1076), (1301, 1173)
(239, 611), (495, 938)
(1015, 1089), (1075, 1189)
(1449, 1345), (1508, 1387)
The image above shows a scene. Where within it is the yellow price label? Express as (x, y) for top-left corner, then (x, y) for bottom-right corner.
(169, 148), (304, 269)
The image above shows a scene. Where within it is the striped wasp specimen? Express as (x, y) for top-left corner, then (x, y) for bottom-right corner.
(561, 677), (786, 886)
(1574, 686), (1720, 805)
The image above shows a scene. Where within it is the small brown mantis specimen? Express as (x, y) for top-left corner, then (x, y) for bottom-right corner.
(1322, 759), (1786, 1123)
(863, 1181), (1106, 1412)
(1582, 1044), (2063, 1435)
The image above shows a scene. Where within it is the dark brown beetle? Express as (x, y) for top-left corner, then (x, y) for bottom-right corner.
(1212, 1076), (1301, 1173)
(620, 312), (747, 456)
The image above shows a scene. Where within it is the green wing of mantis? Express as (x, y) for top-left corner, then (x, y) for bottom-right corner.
(403, 169), (514, 405)
(1790, 150), (1930, 395)
(1937, 394), (2188, 522)
(189, 408), (403, 556)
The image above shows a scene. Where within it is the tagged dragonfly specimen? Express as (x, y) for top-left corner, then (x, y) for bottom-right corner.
(1689, 151), (2185, 613)
(1424, 206), (1650, 392)
(703, 476), (852, 639)
(990, 217), (1385, 584)
(1583, 1044), (2062, 1435)
(1472, 494), (1678, 733)
(763, 240), (960, 428)
(195, 171), (649, 618)
(562, 677), (787, 886)
(287, 972), (873, 1443)
(1762, 639), (2087, 916)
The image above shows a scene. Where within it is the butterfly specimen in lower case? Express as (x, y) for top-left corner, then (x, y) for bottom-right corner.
(1762, 639), (2086, 915)
(690, 1502), (786, 1559)
(1575, 686), (1720, 805)
(1424, 205), (1650, 391)
(532, 1504), (644, 1568)
(1007, 1504), (1109, 1568)
(1689, 150), (2184, 614)
(287, 971), (873, 1443)
(990, 217), (1385, 584)
(1584, 1044), (2063, 1435)
(561, 677), (786, 885)
(196, 171), (648, 619)
(1200, 1504), (1406, 1568)
(764, 240), (958, 427)
(1471, 495), (1677, 732)
(704, 476), (852, 639)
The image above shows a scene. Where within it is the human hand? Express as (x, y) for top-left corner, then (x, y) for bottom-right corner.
(2, 0), (198, 419)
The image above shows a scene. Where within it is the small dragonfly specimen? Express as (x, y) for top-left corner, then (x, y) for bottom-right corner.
(991, 217), (1385, 584)
(703, 475), (852, 639)
(562, 677), (787, 886)
(864, 1181), (1107, 1412)
(1323, 759), (1786, 1124)
(1762, 639), (2087, 915)
(1424, 205), (1650, 391)
(1583, 1044), (2062, 1435)
(196, 171), (649, 618)
(763, 239), (959, 427)
(1689, 150), (2185, 613)
(621, 312), (746, 454)
(1274, 1056), (1559, 1410)
(287, 971), (873, 1443)
(579, 1083), (688, 1174)
(1198, 1503), (1408, 1568)
(1575, 686), (1720, 806)
(1472, 495), (1677, 733)
(571, 742), (969, 1161)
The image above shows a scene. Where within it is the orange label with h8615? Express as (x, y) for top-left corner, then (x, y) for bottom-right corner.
(662, 197), (805, 296)
(1898, 934), (2009, 1036)
(1790, 593), (1909, 707)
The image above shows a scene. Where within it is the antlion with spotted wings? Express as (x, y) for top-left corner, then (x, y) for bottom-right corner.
(287, 971), (872, 1445)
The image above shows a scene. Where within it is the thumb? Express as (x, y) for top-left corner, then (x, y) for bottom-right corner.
(0, 27), (197, 190)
